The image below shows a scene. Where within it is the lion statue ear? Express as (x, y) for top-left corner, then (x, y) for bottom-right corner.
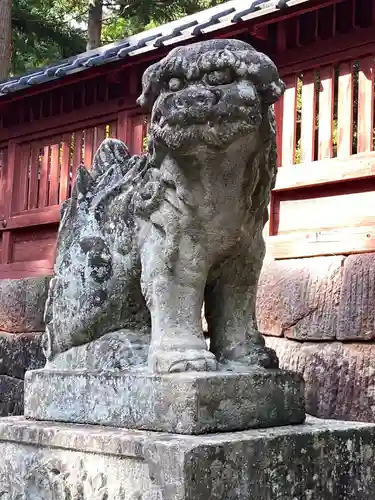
(136, 93), (149, 110)
(262, 78), (286, 106)
(137, 59), (165, 111)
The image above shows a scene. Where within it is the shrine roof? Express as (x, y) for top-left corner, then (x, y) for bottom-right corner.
(0, 0), (311, 97)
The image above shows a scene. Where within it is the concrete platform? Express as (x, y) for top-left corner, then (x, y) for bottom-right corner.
(24, 368), (305, 434)
(0, 416), (375, 499)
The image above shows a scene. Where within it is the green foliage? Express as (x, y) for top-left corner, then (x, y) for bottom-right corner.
(11, 0), (228, 76)
(12, 0), (86, 75)
(108, 0), (227, 28)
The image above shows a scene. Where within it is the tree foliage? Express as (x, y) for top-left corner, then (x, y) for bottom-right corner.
(10, 0), (227, 76)
(12, 0), (86, 75)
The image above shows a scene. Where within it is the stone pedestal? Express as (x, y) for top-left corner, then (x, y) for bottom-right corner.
(24, 369), (305, 434)
(1, 415), (375, 499)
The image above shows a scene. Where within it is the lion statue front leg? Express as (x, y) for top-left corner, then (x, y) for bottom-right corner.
(138, 217), (217, 373)
(205, 226), (278, 370)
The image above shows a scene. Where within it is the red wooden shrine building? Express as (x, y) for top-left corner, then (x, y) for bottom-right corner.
(0, 0), (375, 279)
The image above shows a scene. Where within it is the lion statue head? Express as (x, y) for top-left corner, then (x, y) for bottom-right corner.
(137, 38), (285, 153)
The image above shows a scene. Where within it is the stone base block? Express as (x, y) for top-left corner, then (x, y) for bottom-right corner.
(24, 368), (305, 434)
(1, 416), (375, 498)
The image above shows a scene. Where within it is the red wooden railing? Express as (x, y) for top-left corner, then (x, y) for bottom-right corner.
(14, 121), (119, 214)
(3, 49), (375, 277)
(1, 0), (375, 277)
(0, 111), (149, 278)
(269, 51), (375, 259)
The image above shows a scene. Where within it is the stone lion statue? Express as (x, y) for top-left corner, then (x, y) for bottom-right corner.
(43, 38), (285, 373)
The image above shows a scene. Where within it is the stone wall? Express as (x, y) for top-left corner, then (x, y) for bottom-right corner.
(3, 254), (374, 423)
(257, 253), (375, 422)
(0, 277), (50, 415)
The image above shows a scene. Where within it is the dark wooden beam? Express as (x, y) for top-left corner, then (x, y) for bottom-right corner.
(273, 25), (375, 74)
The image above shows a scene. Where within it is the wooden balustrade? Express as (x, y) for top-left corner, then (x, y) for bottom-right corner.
(0, 112), (149, 278)
(1, 31), (375, 275)
(269, 52), (375, 259)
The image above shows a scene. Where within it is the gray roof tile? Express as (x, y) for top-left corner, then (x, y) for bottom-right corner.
(0, 0), (307, 98)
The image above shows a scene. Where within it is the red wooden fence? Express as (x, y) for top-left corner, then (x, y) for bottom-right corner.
(270, 51), (375, 259)
(0, 111), (149, 278)
(1, 0), (375, 277)
(3, 49), (375, 277)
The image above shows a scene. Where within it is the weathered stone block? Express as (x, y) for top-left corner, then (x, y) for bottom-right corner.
(0, 331), (44, 379)
(338, 253), (375, 340)
(24, 369), (305, 434)
(1, 416), (375, 499)
(0, 332), (44, 417)
(0, 276), (51, 333)
(266, 336), (375, 422)
(257, 256), (344, 340)
(46, 330), (150, 371)
(0, 375), (23, 416)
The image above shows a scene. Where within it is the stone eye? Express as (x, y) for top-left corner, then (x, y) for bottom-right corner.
(168, 78), (182, 91)
(204, 70), (233, 86)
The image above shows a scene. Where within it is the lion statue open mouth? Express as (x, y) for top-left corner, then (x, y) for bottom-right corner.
(43, 38), (285, 374)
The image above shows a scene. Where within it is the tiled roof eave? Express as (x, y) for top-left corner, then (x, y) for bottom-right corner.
(0, 0), (311, 98)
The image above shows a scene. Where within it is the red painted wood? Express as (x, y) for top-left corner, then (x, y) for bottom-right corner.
(59, 135), (71, 203)
(131, 115), (145, 155)
(3, 4), (375, 274)
(108, 120), (117, 138)
(268, 226), (375, 260)
(0, 147), (7, 220)
(357, 55), (375, 153)
(1, 101), (125, 143)
(117, 111), (129, 144)
(12, 227), (57, 263)
(0, 205), (60, 231)
(4, 141), (16, 218)
(72, 129), (83, 180)
(1, 232), (11, 264)
(300, 70), (317, 163)
(84, 128), (94, 168)
(275, 188), (375, 235)
(0, 259), (54, 278)
(274, 152), (375, 191)
(274, 98), (284, 167)
(28, 144), (40, 210)
(318, 66), (334, 159)
(16, 144), (30, 213)
(276, 20), (287, 53)
(274, 25), (375, 74)
(39, 145), (50, 208)
(94, 124), (106, 151)
(49, 143), (60, 206)
(1, 142), (16, 264)
(337, 61), (354, 158)
(281, 75), (298, 166)
(0, 259), (53, 270)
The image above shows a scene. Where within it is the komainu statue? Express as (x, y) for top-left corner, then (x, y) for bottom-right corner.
(43, 39), (285, 374)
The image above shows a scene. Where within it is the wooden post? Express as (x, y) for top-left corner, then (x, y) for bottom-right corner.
(117, 111), (129, 145)
(1, 141), (17, 264)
